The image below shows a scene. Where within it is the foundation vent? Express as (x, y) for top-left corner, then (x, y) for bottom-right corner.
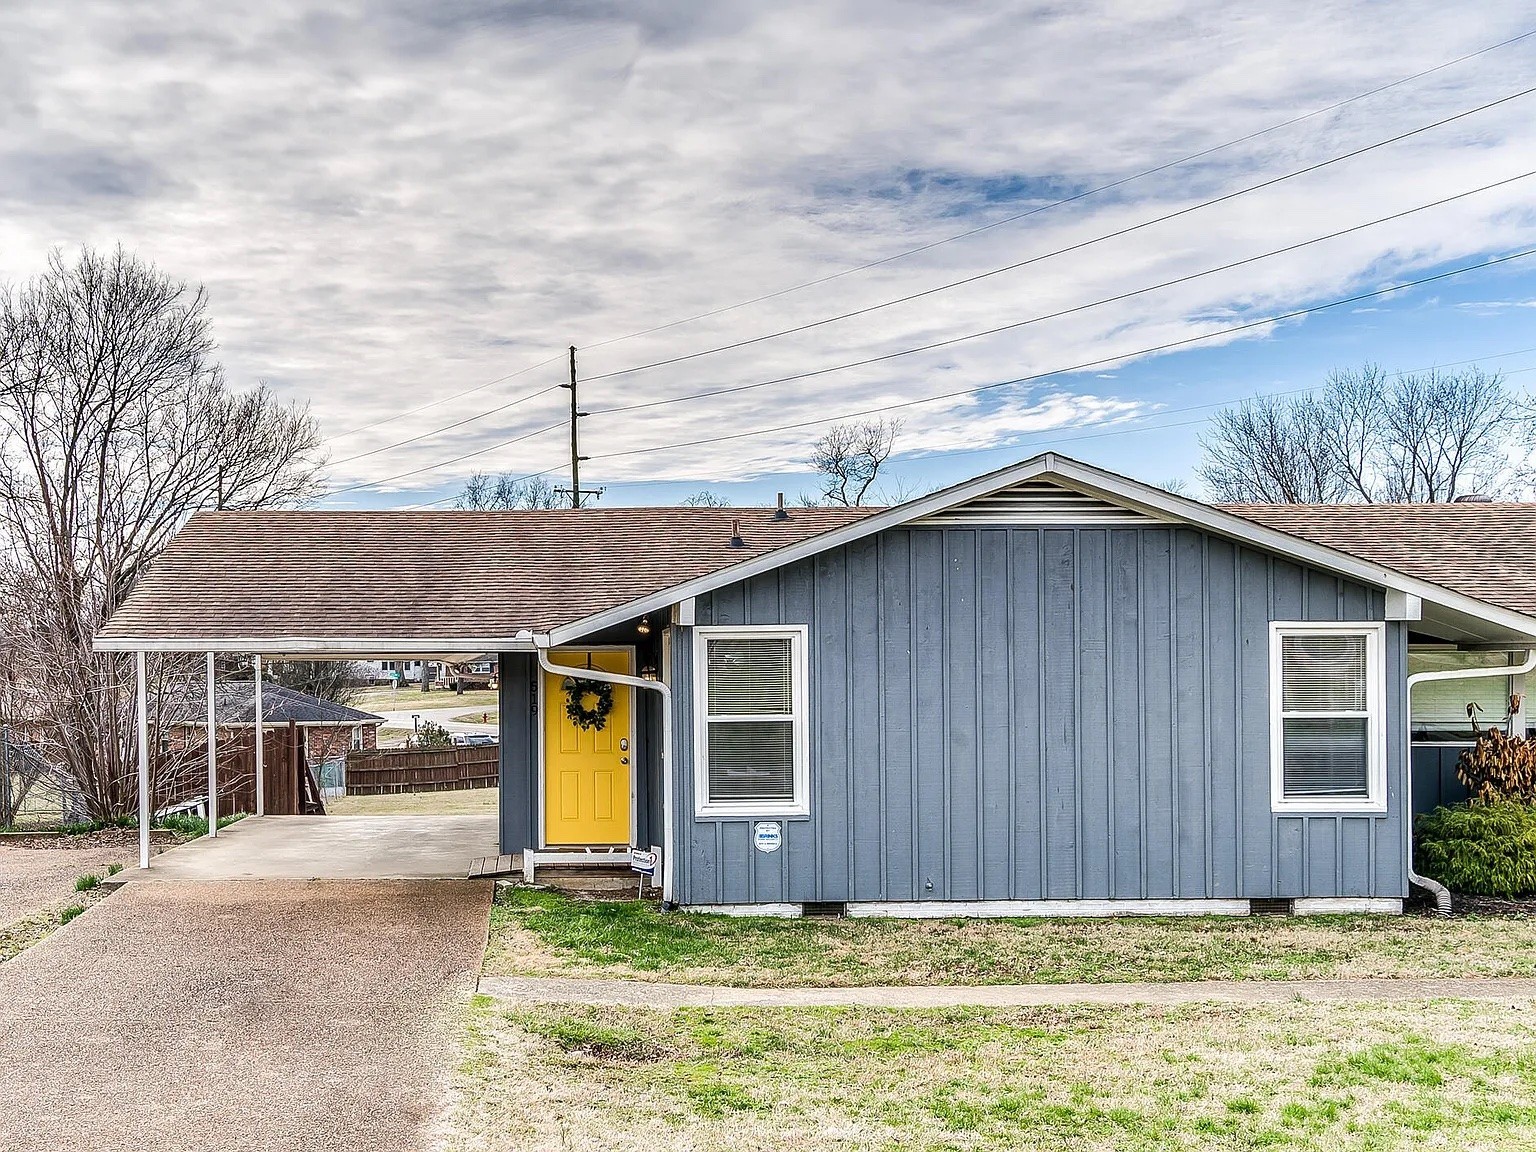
(1248, 898), (1294, 917)
(801, 901), (847, 918)
(915, 479), (1159, 526)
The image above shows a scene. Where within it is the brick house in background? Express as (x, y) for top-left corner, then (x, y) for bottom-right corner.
(159, 682), (384, 770)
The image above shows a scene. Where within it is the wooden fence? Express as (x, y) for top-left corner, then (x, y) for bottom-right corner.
(344, 745), (498, 795)
(168, 723), (320, 817)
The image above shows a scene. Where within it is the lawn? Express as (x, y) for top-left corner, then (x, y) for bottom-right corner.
(352, 686), (501, 713)
(485, 887), (1536, 987)
(327, 786), (499, 816)
(443, 996), (1536, 1150)
(451, 709), (499, 726)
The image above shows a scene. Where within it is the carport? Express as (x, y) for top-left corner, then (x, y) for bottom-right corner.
(124, 814), (499, 880)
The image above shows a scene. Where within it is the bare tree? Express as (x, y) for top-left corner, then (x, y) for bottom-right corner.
(252, 659), (366, 706)
(1199, 365), (1526, 503)
(810, 418), (902, 507)
(681, 490), (728, 507)
(0, 246), (325, 820)
(456, 471), (562, 510)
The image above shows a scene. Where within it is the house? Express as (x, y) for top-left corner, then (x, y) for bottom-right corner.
(157, 681), (385, 766)
(94, 454), (1536, 915)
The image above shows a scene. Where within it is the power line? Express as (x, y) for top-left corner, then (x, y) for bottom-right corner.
(579, 82), (1536, 384)
(317, 29), (1536, 464)
(323, 419), (568, 499)
(582, 245), (1536, 465)
(588, 169), (1536, 418)
(329, 381), (564, 468)
(574, 26), (1536, 356)
(593, 354), (1536, 488)
(347, 350), (1536, 506)
(327, 351), (565, 441)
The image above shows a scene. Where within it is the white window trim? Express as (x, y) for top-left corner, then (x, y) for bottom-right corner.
(693, 624), (810, 819)
(1269, 621), (1388, 814)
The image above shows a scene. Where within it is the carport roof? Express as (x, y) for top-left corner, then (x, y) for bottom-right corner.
(94, 506), (875, 652)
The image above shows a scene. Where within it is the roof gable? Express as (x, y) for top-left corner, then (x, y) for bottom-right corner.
(913, 477), (1160, 526)
(551, 454), (1536, 645)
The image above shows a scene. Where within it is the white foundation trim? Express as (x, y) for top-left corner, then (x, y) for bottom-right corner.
(679, 903), (803, 918)
(848, 899), (1253, 919)
(1292, 897), (1403, 915)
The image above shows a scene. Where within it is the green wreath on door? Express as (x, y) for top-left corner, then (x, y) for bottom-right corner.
(562, 676), (614, 731)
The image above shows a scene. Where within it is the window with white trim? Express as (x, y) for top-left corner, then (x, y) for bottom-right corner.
(1271, 623), (1386, 811)
(694, 626), (808, 815)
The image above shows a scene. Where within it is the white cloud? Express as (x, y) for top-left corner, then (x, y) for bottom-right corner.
(1, 0), (1535, 500)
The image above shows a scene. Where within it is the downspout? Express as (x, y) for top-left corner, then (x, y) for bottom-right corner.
(1405, 649), (1536, 916)
(533, 634), (676, 905)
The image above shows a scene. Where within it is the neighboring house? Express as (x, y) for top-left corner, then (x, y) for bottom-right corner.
(158, 682), (384, 766)
(95, 454), (1536, 915)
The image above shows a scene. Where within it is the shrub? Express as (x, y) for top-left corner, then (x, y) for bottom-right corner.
(58, 904), (85, 925)
(74, 874), (100, 893)
(1457, 730), (1536, 803)
(1414, 801), (1536, 897)
(414, 720), (453, 748)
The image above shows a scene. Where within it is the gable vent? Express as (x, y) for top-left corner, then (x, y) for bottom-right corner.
(915, 479), (1159, 527)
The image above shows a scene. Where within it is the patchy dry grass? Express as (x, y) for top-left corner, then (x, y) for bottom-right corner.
(443, 996), (1536, 1150)
(486, 887), (1536, 987)
(327, 787), (499, 816)
(353, 686), (500, 713)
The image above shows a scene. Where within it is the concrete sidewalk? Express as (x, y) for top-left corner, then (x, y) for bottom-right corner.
(126, 813), (499, 880)
(478, 973), (1536, 1009)
(0, 879), (492, 1152)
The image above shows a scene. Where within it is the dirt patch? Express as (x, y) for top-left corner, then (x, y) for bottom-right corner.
(0, 827), (177, 851)
(1451, 893), (1536, 916)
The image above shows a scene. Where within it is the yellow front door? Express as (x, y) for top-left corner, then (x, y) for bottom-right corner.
(543, 648), (633, 847)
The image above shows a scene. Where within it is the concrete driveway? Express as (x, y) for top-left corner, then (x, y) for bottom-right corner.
(133, 814), (499, 880)
(0, 878), (492, 1151)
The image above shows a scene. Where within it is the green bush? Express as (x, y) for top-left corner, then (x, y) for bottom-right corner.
(1414, 802), (1536, 898)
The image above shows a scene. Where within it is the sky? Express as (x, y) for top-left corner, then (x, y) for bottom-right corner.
(3, 1), (1536, 509)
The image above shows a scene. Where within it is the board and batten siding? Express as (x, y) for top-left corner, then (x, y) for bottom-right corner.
(670, 524), (1408, 906)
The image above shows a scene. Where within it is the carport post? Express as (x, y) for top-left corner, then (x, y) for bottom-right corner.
(136, 651), (150, 869)
(206, 652), (218, 838)
(253, 654), (265, 817)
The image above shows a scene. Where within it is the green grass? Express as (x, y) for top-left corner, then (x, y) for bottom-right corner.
(486, 886), (1536, 987)
(73, 874), (100, 893)
(57, 904), (85, 925)
(107, 862), (123, 876)
(154, 811), (248, 839)
(445, 997), (1536, 1150)
(450, 709), (498, 725)
(57, 815), (137, 835)
(353, 686), (500, 713)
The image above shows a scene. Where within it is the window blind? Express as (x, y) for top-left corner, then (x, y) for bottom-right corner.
(1281, 717), (1369, 796)
(1277, 630), (1374, 801)
(703, 634), (801, 807)
(1281, 634), (1367, 711)
(705, 720), (795, 800)
(707, 638), (793, 715)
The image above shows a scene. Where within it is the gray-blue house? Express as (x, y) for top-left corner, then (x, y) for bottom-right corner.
(96, 453), (1536, 914)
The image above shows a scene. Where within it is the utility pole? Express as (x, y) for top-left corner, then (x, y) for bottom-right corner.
(556, 344), (603, 509)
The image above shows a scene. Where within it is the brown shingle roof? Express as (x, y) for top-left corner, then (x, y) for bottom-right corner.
(1223, 502), (1536, 617)
(98, 506), (877, 645)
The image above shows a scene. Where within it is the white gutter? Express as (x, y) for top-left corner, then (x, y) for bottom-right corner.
(1405, 650), (1536, 915)
(533, 634), (676, 905)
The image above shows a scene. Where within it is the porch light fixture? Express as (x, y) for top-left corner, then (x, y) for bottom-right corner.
(637, 614), (652, 636)
(640, 664), (658, 681)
